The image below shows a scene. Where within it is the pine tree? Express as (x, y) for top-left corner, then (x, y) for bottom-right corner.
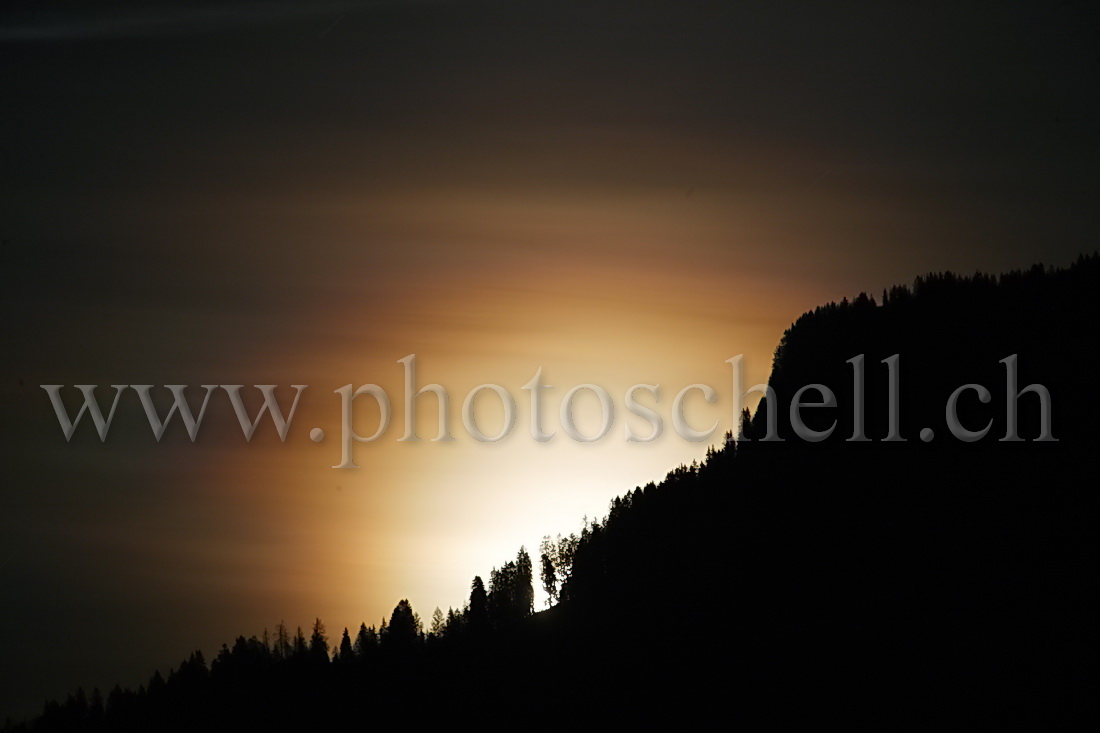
(384, 600), (420, 650)
(274, 621), (291, 660)
(354, 622), (377, 659)
(309, 618), (329, 663)
(516, 546), (534, 617)
(469, 575), (489, 634)
(293, 627), (308, 659)
(429, 607), (445, 638)
(337, 627), (354, 663)
(540, 535), (558, 605)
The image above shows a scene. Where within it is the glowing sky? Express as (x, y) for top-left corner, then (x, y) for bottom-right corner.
(2, 0), (1098, 719)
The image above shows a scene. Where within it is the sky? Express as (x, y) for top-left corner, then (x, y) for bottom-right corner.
(2, 0), (1098, 720)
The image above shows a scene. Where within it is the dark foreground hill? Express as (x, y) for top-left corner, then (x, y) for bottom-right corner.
(10, 256), (1097, 730)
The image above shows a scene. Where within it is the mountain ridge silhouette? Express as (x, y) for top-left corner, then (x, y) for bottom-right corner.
(10, 254), (1096, 730)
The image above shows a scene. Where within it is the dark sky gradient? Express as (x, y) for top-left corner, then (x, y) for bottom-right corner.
(2, 0), (1098, 720)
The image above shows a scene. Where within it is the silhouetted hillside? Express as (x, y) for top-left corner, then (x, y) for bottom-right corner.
(9, 256), (1096, 731)
(749, 255), (1099, 448)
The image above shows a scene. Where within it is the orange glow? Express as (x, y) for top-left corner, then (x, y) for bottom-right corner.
(193, 185), (809, 640)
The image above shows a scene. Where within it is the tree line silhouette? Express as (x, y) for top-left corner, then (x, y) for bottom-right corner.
(8, 254), (1096, 730)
